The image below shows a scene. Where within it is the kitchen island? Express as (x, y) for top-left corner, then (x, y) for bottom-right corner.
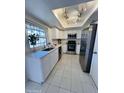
(26, 45), (62, 84)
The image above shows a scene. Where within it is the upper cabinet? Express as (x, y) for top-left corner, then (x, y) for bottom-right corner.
(50, 28), (82, 39)
(51, 28), (59, 39)
(59, 30), (64, 39)
(51, 28), (64, 39)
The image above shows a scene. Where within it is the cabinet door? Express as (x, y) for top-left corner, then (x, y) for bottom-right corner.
(50, 49), (58, 69)
(58, 31), (61, 38)
(59, 31), (64, 39)
(26, 57), (43, 83)
(62, 45), (67, 53)
(41, 55), (50, 80)
(51, 28), (59, 39)
(49, 52), (54, 71)
(55, 49), (58, 63)
(56, 29), (59, 38)
(63, 31), (67, 39)
(76, 45), (80, 54)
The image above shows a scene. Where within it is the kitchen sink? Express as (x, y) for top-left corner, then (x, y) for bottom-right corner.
(42, 48), (54, 51)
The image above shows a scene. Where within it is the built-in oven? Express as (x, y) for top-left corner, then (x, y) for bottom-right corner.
(67, 41), (76, 52)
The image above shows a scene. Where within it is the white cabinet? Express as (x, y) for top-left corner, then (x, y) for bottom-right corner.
(62, 45), (67, 53)
(26, 48), (59, 84)
(41, 54), (51, 80)
(59, 31), (64, 39)
(51, 28), (59, 39)
(41, 49), (58, 82)
(62, 31), (67, 39)
(49, 48), (58, 70)
(76, 45), (80, 54)
(50, 29), (82, 39)
(26, 57), (44, 83)
(51, 28), (64, 39)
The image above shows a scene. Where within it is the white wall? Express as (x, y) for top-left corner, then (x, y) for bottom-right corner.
(47, 28), (53, 43)
(90, 31), (98, 88)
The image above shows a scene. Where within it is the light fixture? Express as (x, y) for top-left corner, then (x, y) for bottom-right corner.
(52, 0), (97, 28)
(64, 8), (81, 24)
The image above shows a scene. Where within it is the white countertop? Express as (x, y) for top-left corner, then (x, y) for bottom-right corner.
(31, 44), (62, 59)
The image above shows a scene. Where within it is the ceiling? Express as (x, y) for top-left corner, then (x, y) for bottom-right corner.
(25, 0), (97, 30)
(52, 1), (97, 28)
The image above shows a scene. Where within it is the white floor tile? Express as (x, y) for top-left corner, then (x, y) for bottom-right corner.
(25, 81), (49, 93)
(81, 83), (97, 93)
(45, 85), (60, 93)
(50, 75), (62, 87)
(26, 54), (97, 93)
(60, 77), (71, 90)
(59, 88), (71, 93)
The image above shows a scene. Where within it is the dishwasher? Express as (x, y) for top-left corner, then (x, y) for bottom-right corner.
(58, 46), (62, 61)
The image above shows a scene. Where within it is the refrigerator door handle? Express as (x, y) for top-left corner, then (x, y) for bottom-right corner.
(93, 51), (97, 54)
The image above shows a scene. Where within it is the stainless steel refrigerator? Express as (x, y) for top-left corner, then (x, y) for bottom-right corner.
(79, 24), (97, 73)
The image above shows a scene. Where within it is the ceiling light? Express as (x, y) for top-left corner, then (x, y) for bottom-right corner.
(52, 0), (97, 28)
(67, 16), (78, 23)
(63, 8), (81, 24)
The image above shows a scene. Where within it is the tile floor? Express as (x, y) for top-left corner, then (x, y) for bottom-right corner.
(26, 54), (97, 93)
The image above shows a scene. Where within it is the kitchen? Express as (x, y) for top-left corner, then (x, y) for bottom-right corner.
(25, 0), (98, 93)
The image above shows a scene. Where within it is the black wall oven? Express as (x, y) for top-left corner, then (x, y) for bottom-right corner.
(67, 41), (76, 52)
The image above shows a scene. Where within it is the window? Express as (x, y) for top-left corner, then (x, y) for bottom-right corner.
(26, 22), (47, 48)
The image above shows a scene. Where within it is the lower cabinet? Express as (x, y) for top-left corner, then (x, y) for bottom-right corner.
(26, 57), (44, 83)
(41, 54), (51, 80)
(62, 45), (67, 53)
(26, 48), (59, 84)
(62, 44), (80, 54)
(76, 45), (80, 54)
(42, 48), (58, 82)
